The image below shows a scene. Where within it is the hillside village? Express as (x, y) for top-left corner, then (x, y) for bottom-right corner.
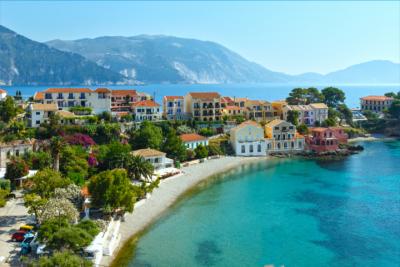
(0, 86), (399, 266)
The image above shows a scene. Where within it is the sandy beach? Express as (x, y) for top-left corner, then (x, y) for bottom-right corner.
(348, 136), (397, 143)
(101, 156), (265, 266)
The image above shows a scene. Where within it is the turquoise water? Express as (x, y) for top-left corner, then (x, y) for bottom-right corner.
(129, 141), (400, 267)
(4, 84), (400, 108)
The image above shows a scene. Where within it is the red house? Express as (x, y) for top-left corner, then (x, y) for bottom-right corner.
(306, 127), (348, 153)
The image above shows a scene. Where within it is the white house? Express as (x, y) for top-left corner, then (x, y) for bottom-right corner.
(0, 89), (7, 101)
(230, 121), (266, 156)
(28, 103), (58, 127)
(33, 88), (111, 114)
(0, 139), (35, 168)
(131, 148), (173, 170)
(264, 119), (305, 153)
(179, 133), (208, 150)
(132, 100), (161, 122)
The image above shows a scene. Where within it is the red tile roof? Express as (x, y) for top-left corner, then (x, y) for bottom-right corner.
(361, 95), (393, 101)
(188, 92), (221, 99)
(0, 89), (6, 94)
(112, 90), (137, 96)
(180, 133), (207, 142)
(132, 100), (160, 107)
(34, 92), (44, 100)
(44, 88), (92, 93)
(95, 88), (111, 93)
(164, 96), (184, 100)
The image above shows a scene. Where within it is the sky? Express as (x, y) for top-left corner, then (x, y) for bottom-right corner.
(0, 1), (399, 75)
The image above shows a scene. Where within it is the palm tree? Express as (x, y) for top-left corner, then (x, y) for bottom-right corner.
(126, 155), (154, 182)
(50, 136), (63, 172)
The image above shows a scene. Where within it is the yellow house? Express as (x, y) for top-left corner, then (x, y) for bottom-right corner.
(184, 92), (222, 122)
(271, 101), (287, 119)
(265, 119), (305, 153)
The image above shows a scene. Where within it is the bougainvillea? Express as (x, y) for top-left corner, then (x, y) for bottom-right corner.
(65, 133), (96, 148)
(87, 153), (98, 167)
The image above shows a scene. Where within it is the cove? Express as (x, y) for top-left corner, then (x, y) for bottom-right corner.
(127, 141), (400, 267)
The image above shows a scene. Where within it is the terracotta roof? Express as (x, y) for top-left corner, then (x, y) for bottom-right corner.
(95, 88), (111, 93)
(30, 103), (58, 111)
(361, 95), (393, 101)
(44, 88), (92, 93)
(164, 96), (184, 100)
(310, 103), (328, 109)
(188, 92), (221, 99)
(33, 92), (44, 100)
(131, 148), (165, 157)
(180, 133), (207, 142)
(310, 127), (330, 133)
(221, 96), (234, 103)
(112, 90), (137, 96)
(234, 97), (248, 102)
(0, 89), (6, 94)
(132, 100), (160, 107)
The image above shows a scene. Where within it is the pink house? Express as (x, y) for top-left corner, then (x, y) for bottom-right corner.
(306, 127), (348, 153)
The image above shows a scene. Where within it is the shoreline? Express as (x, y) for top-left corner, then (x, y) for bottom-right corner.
(348, 135), (398, 143)
(103, 156), (266, 267)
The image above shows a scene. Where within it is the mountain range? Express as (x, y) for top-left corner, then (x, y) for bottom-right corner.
(0, 25), (399, 85)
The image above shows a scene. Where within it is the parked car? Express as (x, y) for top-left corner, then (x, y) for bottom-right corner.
(11, 231), (28, 242)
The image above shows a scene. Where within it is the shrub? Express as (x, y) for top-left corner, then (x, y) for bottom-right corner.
(5, 158), (29, 183)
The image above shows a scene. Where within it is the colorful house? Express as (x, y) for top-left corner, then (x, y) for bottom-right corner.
(179, 133), (208, 150)
(28, 103), (58, 127)
(184, 92), (222, 122)
(131, 100), (161, 122)
(305, 127), (348, 153)
(131, 148), (173, 170)
(264, 119), (305, 153)
(360, 95), (394, 113)
(230, 121), (266, 156)
(163, 96), (185, 120)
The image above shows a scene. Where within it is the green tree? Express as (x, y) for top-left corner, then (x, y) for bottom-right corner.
(194, 144), (208, 159)
(297, 123), (309, 135)
(321, 87), (346, 108)
(162, 128), (187, 161)
(286, 88), (307, 105)
(24, 193), (47, 223)
(97, 142), (131, 170)
(60, 146), (89, 185)
(131, 121), (163, 149)
(305, 87), (324, 104)
(207, 144), (223, 156)
(29, 168), (71, 198)
(388, 99), (400, 119)
(125, 155), (154, 182)
(23, 151), (52, 170)
(50, 136), (64, 171)
(88, 169), (136, 213)
(5, 158), (29, 184)
(287, 110), (300, 126)
(0, 96), (17, 122)
(337, 104), (353, 125)
(27, 250), (92, 267)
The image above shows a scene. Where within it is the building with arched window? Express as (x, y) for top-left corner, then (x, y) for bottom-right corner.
(230, 121), (266, 156)
(264, 119), (305, 153)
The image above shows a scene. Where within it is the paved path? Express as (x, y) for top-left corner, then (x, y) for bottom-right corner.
(0, 191), (33, 266)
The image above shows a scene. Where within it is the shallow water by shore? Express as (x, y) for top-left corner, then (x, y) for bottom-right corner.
(103, 156), (265, 266)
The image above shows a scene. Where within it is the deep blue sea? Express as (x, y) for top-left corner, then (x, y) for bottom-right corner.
(3, 84), (400, 109)
(129, 140), (400, 267)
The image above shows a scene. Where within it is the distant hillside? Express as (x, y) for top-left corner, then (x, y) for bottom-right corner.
(46, 35), (294, 84)
(323, 60), (400, 84)
(0, 25), (126, 86)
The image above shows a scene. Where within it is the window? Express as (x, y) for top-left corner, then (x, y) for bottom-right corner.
(241, 145), (245, 153)
(250, 145), (254, 153)
(45, 93), (52, 99)
(36, 120), (40, 125)
(80, 93), (86, 99)
(15, 150), (20, 156)
(257, 144), (261, 152)
(36, 112), (40, 115)
(57, 93), (63, 99)
(68, 93), (74, 99)
(6, 151), (11, 158)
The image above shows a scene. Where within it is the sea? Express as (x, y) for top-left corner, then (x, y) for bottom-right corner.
(128, 140), (400, 267)
(3, 83), (400, 109)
